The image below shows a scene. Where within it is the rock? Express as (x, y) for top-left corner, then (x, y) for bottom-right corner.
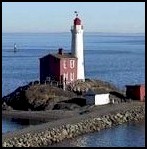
(67, 78), (122, 95)
(2, 83), (76, 111)
(62, 129), (68, 136)
(3, 142), (7, 147)
(2, 78), (125, 111)
(2, 102), (13, 110)
(116, 113), (123, 118)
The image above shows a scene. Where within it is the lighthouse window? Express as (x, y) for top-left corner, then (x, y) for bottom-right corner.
(63, 73), (68, 80)
(70, 72), (74, 81)
(63, 60), (67, 69)
(70, 60), (75, 69)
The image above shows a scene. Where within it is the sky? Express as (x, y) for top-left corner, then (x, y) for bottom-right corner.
(2, 2), (145, 33)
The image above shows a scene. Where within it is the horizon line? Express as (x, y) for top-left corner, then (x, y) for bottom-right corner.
(2, 32), (145, 34)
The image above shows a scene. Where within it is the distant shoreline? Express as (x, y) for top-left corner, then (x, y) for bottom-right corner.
(2, 32), (145, 35)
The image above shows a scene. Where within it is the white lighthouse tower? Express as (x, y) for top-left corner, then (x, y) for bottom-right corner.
(71, 12), (85, 81)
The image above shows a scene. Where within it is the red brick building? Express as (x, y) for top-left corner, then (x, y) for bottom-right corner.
(40, 48), (77, 85)
(126, 84), (145, 102)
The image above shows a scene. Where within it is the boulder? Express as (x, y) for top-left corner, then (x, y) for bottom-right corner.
(2, 102), (13, 110)
(2, 83), (76, 111)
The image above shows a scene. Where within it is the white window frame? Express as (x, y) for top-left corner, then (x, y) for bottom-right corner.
(63, 60), (67, 69)
(70, 60), (75, 69)
(63, 72), (68, 80)
(70, 72), (74, 81)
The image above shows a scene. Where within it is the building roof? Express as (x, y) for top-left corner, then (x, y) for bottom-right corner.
(85, 89), (110, 95)
(126, 84), (145, 88)
(40, 52), (77, 60)
(51, 53), (77, 59)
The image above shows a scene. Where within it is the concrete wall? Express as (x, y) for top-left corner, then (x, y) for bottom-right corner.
(85, 94), (110, 105)
(95, 94), (110, 105)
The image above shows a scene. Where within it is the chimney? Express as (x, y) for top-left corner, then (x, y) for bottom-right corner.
(58, 48), (63, 55)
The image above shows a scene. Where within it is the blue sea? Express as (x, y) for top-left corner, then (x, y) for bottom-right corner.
(2, 32), (145, 147)
(50, 120), (145, 147)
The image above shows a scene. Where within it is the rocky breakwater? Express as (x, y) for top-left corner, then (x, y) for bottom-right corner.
(2, 104), (145, 147)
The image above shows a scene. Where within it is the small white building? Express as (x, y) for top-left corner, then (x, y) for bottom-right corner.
(84, 89), (110, 105)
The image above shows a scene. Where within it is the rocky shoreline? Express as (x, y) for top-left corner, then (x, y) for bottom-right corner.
(2, 102), (145, 147)
(2, 79), (145, 147)
(2, 79), (125, 111)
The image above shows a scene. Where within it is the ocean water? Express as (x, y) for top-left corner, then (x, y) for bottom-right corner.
(2, 117), (47, 133)
(2, 32), (145, 96)
(2, 32), (145, 146)
(50, 120), (145, 147)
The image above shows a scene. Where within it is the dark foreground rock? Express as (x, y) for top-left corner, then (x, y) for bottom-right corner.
(2, 84), (76, 111)
(2, 102), (13, 111)
(2, 79), (125, 111)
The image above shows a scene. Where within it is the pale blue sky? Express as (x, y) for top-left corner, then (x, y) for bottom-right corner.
(2, 2), (145, 33)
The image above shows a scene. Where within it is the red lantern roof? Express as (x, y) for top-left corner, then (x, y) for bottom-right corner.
(74, 17), (81, 25)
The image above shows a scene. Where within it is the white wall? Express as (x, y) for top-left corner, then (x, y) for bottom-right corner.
(95, 94), (110, 105)
(85, 93), (110, 105)
(71, 24), (85, 81)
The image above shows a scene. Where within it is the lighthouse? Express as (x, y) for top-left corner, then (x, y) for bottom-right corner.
(40, 12), (85, 87)
(71, 12), (85, 81)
